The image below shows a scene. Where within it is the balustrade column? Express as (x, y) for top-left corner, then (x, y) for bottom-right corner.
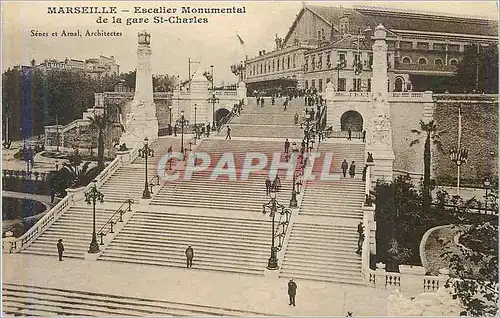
(437, 268), (450, 289)
(375, 262), (387, 290)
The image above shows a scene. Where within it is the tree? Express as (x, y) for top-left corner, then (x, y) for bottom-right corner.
(454, 43), (499, 94)
(441, 195), (498, 316)
(153, 74), (176, 92)
(88, 113), (112, 171)
(61, 150), (89, 187)
(410, 120), (446, 212)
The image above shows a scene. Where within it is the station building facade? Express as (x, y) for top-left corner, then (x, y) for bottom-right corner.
(244, 5), (498, 94)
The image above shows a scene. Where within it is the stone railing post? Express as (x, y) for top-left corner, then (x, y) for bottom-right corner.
(438, 268), (450, 289)
(375, 262), (387, 289)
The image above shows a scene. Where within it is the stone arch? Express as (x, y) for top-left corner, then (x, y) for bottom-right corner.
(215, 108), (230, 123)
(394, 76), (405, 92)
(434, 58), (443, 65)
(449, 59), (458, 66)
(418, 57), (428, 65)
(340, 110), (363, 131)
(402, 56), (412, 64)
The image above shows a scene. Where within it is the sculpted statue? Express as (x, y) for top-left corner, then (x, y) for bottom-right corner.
(386, 288), (462, 316)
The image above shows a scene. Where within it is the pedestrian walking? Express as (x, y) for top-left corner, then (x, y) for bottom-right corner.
(362, 130), (366, 143)
(283, 98), (288, 111)
(225, 126), (232, 140)
(57, 239), (64, 261)
(347, 128), (352, 140)
(272, 96), (275, 106)
(273, 175), (282, 191)
(294, 112), (299, 125)
(288, 279), (297, 306)
(174, 125), (178, 137)
(185, 245), (194, 268)
(349, 161), (356, 178)
(167, 146), (173, 156)
(341, 159), (348, 178)
(356, 222), (364, 254)
(206, 123), (211, 137)
(265, 177), (272, 195)
(284, 138), (290, 154)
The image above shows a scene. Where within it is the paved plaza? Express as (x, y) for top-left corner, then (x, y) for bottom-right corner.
(3, 253), (390, 316)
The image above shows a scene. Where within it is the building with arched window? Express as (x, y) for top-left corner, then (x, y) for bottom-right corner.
(243, 4), (497, 93)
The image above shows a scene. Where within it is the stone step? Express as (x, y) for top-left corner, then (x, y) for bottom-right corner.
(98, 256), (264, 276)
(103, 243), (267, 263)
(3, 283), (271, 316)
(278, 271), (363, 285)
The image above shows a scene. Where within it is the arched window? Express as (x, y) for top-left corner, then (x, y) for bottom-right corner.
(402, 56), (411, 64)
(434, 58), (443, 65)
(418, 57), (427, 65)
(449, 59), (458, 66)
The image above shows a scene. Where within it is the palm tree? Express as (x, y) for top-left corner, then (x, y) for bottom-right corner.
(89, 113), (112, 172)
(62, 150), (93, 188)
(410, 120), (446, 211)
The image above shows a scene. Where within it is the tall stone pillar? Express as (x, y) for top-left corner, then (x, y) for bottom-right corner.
(366, 24), (395, 181)
(325, 82), (335, 129)
(189, 71), (209, 124)
(120, 31), (159, 147)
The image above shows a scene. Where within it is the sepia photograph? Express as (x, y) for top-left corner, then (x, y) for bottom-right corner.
(1, 0), (499, 316)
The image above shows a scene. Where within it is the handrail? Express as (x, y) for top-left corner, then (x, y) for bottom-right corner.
(4, 194), (72, 253)
(97, 199), (133, 238)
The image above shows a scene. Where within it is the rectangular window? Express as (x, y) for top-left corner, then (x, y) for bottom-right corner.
(338, 78), (346, 91)
(277, 59), (280, 71)
(272, 60), (275, 72)
(353, 78), (361, 91)
(339, 52), (346, 63)
(448, 44), (460, 52)
(433, 43), (445, 51)
(326, 54), (331, 68)
(311, 56), (316, 70)
(319, 79), (323, 92)
(305, 80), (309, 90)
(400, 41), (413, 50)
(311, 79), (316, 88)
(367, 79), (372, 92)
(417, 42), (429, 50)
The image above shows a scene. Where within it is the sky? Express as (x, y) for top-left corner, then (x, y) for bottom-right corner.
(2, 1), (498, 85)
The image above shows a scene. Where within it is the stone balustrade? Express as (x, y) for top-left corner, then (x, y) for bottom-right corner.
(2, 147), (140, 254)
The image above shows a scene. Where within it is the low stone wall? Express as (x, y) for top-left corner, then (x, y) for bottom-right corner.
(434, 100), (499, 186)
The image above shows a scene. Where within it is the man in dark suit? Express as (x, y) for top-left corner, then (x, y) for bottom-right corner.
(57, 239), (65, 261)
(185, 245), (194, 268)
(288, 279), (297, 306)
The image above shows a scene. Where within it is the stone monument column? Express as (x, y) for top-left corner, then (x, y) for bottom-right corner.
(189, 71), (209, 124)
(120, 31), (159, 147)
(366, 24), (395, 181)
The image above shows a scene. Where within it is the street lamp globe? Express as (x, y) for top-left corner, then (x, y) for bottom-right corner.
(144, 137), (149, 145)
(181, 110), (185, 117)
(270, 189), (277, 199)
(92, 179), (97, 189)
(168, 105), (172, 110)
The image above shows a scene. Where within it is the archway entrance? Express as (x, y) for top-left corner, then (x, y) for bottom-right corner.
(215, 108), (230, 124)
(340, 111), (363, 131)
(394, 77), (404, 92)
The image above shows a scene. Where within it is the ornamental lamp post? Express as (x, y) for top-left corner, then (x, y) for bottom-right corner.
(449, 148), (468, 196)
(290, 171), (299, 208)
(261, 187), (292, 270)
(85, 180), (104, 254)
(176, 110), (189, 160)
(449, 104), (468, 196)
(139, 137), (155, 199)
(168, 105), (173, 135)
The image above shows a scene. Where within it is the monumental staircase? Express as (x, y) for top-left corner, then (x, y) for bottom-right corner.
(151, 139), (294, 212)
(278, 140), (366, 284)
(227, 97), (304, 138)
(99, 137), (179, 202)
(10, 96), (369, 288)
(19, 206), (120, 259)
(98, 210), (271, 275)
(2, 283), (274, 316)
